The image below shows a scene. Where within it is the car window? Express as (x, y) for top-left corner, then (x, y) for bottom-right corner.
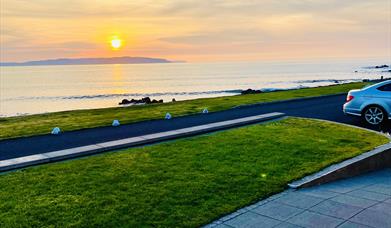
(377, 83), (391, 92)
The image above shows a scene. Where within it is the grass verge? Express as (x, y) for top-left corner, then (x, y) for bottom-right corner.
(0, 82), (369, 140)
(0, 117), (388, 227)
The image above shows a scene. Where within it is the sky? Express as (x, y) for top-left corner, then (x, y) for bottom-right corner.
(1, 0), (390, 62)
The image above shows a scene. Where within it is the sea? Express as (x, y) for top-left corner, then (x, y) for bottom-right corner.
(0, 58), (390, 117)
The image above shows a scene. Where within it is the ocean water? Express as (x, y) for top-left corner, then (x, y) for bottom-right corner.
(0, 59), (389, 117)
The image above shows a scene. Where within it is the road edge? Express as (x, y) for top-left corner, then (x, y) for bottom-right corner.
(0, 93), (347, 142)
(0, 112), (285, 172)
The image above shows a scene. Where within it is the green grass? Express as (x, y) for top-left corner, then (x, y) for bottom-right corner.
(0, 82), (368, 140)
(0, 118), (388, 227)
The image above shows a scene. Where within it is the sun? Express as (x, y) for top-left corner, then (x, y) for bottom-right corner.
(111, 38), (122, 49)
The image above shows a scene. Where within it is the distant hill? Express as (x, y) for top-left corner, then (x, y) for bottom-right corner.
(0, 56), (180, 66)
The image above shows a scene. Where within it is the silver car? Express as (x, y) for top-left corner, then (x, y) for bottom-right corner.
(343, 80), (391, 125)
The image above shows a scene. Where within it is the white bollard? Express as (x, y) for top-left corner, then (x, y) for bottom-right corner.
(112, 120), (120, 127)
(202, 108), (209, 114)
(51, 127), (61, 135)
(165, 113), (172, 120)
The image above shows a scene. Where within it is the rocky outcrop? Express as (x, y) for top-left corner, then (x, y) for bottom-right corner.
(374, 65), (389, 69)
(119, 97), (163, 105)
(241, 89), (263, 95)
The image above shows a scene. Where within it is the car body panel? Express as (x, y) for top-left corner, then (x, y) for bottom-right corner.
(343, 80), (391, 120)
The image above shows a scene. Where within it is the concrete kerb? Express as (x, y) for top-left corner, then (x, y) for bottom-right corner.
(0, 112), (285, 172)
(288, 118), (391, 189)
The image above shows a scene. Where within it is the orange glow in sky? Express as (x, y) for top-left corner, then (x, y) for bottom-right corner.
(1, 1), (390, 62)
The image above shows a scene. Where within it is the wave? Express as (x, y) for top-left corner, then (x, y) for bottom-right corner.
(4, 78), (365, 101)
(6, 89), (243, 101)
(293, 78), (362, 84)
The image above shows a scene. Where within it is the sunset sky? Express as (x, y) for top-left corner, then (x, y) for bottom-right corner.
(1, 0), (390, 62)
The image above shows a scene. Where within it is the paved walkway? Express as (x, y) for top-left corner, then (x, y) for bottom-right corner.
(206, 169), (391, 228)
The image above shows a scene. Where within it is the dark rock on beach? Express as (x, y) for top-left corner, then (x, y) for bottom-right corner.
(142, 97), (151, 104)
(151, 99), (164, 104)
(241, 89), (263, 95)
(119, 97), (163, 105)
(374, 65), (389, 69)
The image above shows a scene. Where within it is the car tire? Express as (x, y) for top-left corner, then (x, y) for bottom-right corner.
(362, 105), (387, 126)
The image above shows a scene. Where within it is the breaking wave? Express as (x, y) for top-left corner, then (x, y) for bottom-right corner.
(5, 78), (365, 101)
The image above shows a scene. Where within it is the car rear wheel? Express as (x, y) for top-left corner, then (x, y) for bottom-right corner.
(363, 106), (386, 125)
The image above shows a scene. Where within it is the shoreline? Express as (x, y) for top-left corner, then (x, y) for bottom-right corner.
(1, 78), (388, 118)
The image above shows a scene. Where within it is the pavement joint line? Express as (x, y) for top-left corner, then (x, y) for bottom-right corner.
(0, 112), (285, 172)
(342, 200), (384, 226)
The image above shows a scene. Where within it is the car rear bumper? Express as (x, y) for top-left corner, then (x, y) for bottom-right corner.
(343, 104), (361, 117)
(344, 110), (361, 117)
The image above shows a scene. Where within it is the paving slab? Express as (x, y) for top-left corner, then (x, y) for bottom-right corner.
(309, 200), (362, 219)
(273, 222), (302, 228)
(205, 169), (391, 228)
(346, 189), (390, 202)
(225, 211), (280, 228)
(252, 201), (303, 221)
(363, 184), (391, 196)
(384, 198), (391, 204)
(273, 192), (324, 209)
(213, 224), (231, 228)
(314, 178), (372, 194)
(349, 207), (391, 228)
(298, 187), (339, 199)
(330, 195), (378, 209)
(286, 211), (344, 228)
(337, 221), (372, 228)
(368, 202), (391, 215)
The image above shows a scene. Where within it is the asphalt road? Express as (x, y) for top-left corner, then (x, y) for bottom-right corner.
(0, 94), (390, 160)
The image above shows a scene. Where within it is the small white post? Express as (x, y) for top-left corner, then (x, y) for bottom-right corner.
(165, 113), (172, 120)
(112, 120), (120, 126)
(51, 127), (61, 135)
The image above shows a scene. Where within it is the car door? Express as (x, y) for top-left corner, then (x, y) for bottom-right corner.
(376, 83), (391, 118)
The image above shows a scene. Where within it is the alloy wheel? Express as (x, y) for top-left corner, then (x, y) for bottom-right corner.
(364, 107), (384, 125)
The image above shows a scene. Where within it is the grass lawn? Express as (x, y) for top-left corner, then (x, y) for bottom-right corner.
(0, 82), (369, 140)
(0, 117), (388, 227)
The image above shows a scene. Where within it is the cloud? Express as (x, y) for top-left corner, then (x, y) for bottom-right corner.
(159, 28), (272, 46)
(1, 0), (390, 61)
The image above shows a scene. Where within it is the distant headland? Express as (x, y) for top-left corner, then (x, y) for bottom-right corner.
(0, 56), (184, 67)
